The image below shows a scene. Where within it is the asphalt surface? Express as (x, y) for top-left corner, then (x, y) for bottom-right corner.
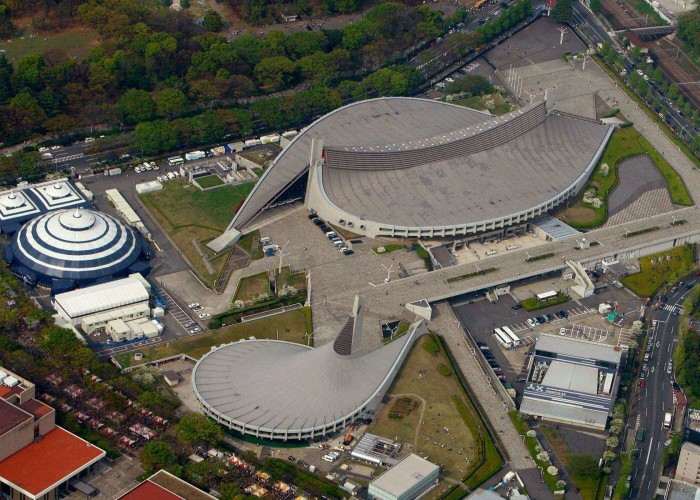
(631, 278), (699, 499)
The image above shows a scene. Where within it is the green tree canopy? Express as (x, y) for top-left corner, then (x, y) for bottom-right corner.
(155, 88), (187, 118)
(118, 89), (156, 124)
(175, 413), (222, 448)
(140, 441), (175, 472)
(203, 11), (223, 32)
(253, 56), (296, 90)
(551, 0), (573, 22)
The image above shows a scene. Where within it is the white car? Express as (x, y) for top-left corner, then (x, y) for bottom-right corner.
(50, 145), (61, 150)
(198, 313), (210, 319)
(39, 147), (49, 152)
(135, 167), (142, 173)
(188, 303), (200, 309)
(190, 327), (202, 334)
(445, 77), (455, 83)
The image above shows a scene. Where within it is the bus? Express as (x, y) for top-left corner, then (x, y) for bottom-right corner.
(167, 156), (184, 167)
(536, 290), (558, 302)
(501, 326), (521, 347)
(474, 0), (488, 9)
(493, 328), (514, 349)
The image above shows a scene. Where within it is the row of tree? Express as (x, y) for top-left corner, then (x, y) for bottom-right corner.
(229, 0), (368, 24)
(0, 0), (448, 143)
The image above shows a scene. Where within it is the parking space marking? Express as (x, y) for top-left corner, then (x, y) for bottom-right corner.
(156, 287), (204, 334)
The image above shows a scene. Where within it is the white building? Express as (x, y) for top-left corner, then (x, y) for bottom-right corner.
(106, 317), (162, 342)
(368, 454), (439, 500)
(53, 274), (151, 331)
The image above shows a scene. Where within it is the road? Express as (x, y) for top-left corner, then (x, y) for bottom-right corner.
(569, 0), (698, 142)
(631, 277), (698, 499)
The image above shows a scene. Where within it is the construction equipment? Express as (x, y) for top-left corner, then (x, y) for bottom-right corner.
(342, 425), (355, 446)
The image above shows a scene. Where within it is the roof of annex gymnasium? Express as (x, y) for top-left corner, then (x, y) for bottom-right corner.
(192, 297), (428, 435)
(53, 274), (151, 319)
(226, 97), (612, 232)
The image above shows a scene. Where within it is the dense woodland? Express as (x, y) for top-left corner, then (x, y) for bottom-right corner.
(677, 6), (700, 63)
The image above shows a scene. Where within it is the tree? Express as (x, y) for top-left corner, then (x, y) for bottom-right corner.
(140, 441), (175, 472)
(446, 74), (494, 96)
(220, 483), (243, 500)
(155, 88), (187, 118)
(203, 11), (223, 32)
(253, 56), (296, 91)
(175, 413), (222, 448)
(0, 54), (13, 105)
(590, 0), (601, 13)
(118, 89), (156, 124)
(551, 0), (573, 22)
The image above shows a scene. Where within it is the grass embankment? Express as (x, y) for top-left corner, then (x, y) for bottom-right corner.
(114, 309), (309, 368)
(139, 179), (254, 287)
(195, 174), (225, 188)
(233, 271), (271, 303)
(0, 28), (99, 63)
(594, 55), (700, 171)
(521, 292), (570, 311)
(328, 223), (362, 240)
(237, 230), (264, 260)
(561, 127), (692, 229)
(621, 244), (694, 297)
(370, 335), (501, 496)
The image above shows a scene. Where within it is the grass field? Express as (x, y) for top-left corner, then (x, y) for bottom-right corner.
(561, 127), (693, 228)
(0, 28), (99, 64)
(139, 179), (254, 286)
(369, 336), (480, 484)
(276, 266), (306, 290)
(373, 244), (405, 254)
(454, 96), (487, 111)
(114, 309), (308, 368)
(234, 271), (271, 303)
(237, 230), (264, 260)
(621, 244), (695, 297)
(195, 174), (225, 189)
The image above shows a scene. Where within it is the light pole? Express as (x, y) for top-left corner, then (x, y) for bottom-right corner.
(382, 264), (393, 283)
(277, 240), (290, 275)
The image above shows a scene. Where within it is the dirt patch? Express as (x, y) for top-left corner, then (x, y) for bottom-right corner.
(560, 205), (597, 225)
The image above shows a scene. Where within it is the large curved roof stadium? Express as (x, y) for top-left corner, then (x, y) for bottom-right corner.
(5, 208), (150, 292)
(192, 297), (428, 441)
(210, 98), (613, 248)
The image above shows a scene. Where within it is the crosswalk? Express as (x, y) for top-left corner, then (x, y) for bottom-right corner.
(662, 304), (682, 314)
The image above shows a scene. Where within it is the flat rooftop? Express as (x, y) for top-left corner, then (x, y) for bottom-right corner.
(0, 398), (31, 437)
(535, 334), (622, 365)
(0, 426), (105, 498)
(370, 454), (439, 495)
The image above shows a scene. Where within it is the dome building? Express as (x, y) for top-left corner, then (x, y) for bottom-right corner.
(5, 207), (150, 293)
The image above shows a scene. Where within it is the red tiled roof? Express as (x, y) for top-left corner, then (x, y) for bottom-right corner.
(119, 480), (183, 500)
(0, 426), (105, 497)
(0, 387), (10, 398)
(19, 399), (54, 420)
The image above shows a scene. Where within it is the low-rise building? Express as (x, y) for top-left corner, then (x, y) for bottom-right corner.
(676, 442), (700, 486)
(368, 454), (439, 500)
(351, 433), (401, 466)
(0, 368), (105, 499)
(53, 274), (151, 331)
(106, 317), (162, 342)
(519, 334), (622, 429)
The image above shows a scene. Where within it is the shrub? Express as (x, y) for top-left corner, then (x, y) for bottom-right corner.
(438, 363), (452, 376)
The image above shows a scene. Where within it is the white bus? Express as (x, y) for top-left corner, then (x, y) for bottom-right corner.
(167, 156), (184, 166)
(493, 328), (514, 349)
(501, 326), (521, 347)
(536, 290), (558, 302)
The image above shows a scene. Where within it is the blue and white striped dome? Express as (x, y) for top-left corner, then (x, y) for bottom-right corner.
(8, 208), (148, 288)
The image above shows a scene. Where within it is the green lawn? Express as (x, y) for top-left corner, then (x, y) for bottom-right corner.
(139, 179), (254, 286)
(373, 244), (405, 254)
(237, 230), (264, 260)
(0, 28), (99, 64)
(621, 244), (695, 297)
(114, 309), (309, 368)
(276, 266), (306, 290)
(195, 174), (224, 189)
(233, 271), (271, 303)
(370, 335), (502, 488)
(521, 292), (570, 311)
(561, 127), (692, 229)
(454, 96), (487, 111)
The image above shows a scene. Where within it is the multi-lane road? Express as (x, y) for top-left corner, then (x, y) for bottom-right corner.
(631, 278), (698, 499)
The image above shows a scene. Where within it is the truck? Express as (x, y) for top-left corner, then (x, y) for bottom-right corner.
(636, 427), (646, 442)
(664, 412), (672, 429)
(185, 151), (205, 161)
(107, 167), (122, 176)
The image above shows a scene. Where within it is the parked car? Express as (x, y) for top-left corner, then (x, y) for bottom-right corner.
(288, 456), (296, 462)
(189, 327), (202, 334)
(342, 248), (354, 255)
(188, 303), (200, 309)
(198, 313), (210, 319)
(511, 304), (523, 311)
(298, 461), (309, 468)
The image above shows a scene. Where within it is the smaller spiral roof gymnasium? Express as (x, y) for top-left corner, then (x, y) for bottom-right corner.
(5, 207), (150, 293)
(192, 296), (429, 441)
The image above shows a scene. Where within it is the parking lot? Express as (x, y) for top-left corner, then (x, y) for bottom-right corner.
(451, 283), (643, 395)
